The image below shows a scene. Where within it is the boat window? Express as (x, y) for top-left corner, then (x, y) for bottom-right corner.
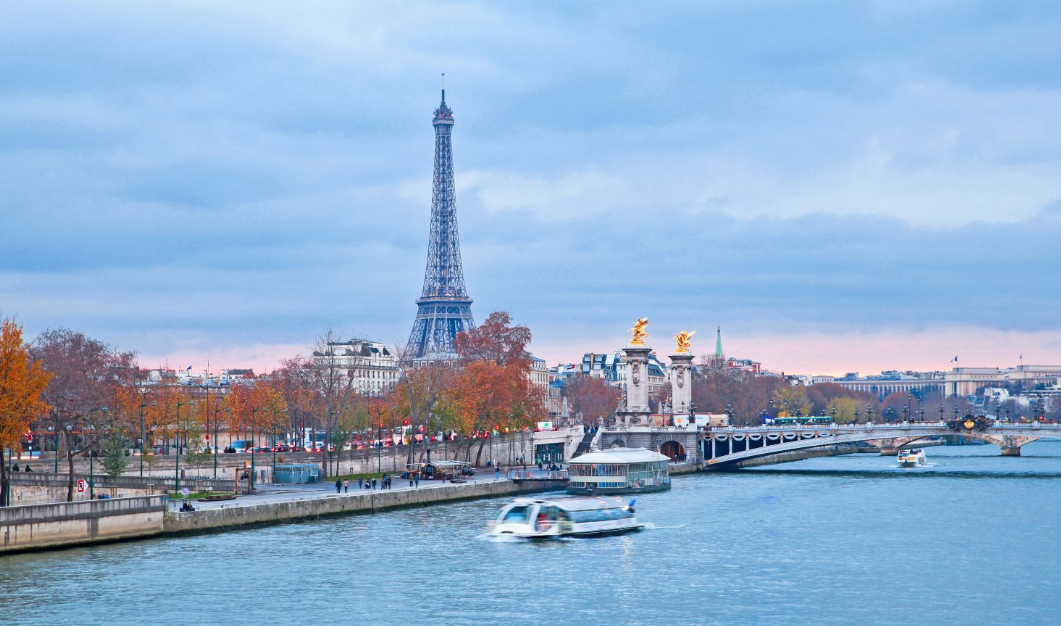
(567, 508), (632, 523)
(502, 506), (531, 523)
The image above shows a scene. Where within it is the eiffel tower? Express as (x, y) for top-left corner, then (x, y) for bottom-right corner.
(406, 76), (475, 359)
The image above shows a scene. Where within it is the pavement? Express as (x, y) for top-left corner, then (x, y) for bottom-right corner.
(176, 469), (515, 512)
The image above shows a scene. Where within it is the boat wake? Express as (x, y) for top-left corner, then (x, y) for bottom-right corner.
(643, 522), (685, 530)
(476, 533), (529, 543)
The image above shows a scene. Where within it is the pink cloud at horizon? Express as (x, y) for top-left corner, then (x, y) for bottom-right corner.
(140, 327), (1061, 378)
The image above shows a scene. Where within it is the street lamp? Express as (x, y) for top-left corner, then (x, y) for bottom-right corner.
(88, 406), (108, 499)
(213, 403), (229, 479)
(175, 399), (194, 493)
(271, 408), (288, 480)
(854, 408), (861, 423)
(250, 407), (261, 489)
(866, 406), (874, 423)
(138, 400), (156, 477)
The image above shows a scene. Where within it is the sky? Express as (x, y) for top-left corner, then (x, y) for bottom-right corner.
(2, 1), (1060, 376)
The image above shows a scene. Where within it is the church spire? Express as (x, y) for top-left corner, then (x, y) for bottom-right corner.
(715, 325), (723, 357)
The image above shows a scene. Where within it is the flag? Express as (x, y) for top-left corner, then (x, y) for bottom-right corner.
(952, 356), (958, 363)
(186, 365), (192, 371)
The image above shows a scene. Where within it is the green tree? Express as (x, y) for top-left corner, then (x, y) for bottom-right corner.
(100, 430), (129, 478)
(826, 397), (859, 424)
(772, 386), (812, 417)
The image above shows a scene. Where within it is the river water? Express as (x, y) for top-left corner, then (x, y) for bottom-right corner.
(2, 443), (1059, 626)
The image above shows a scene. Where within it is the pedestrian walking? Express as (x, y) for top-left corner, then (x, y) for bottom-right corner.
(372, 478), (377, 490)
(495, 465), (500, 481)
(343, 479), (349, 493)
(335, 478), (342, 493)
(414, 474), (419, 488)
(358, 477), (363, 489)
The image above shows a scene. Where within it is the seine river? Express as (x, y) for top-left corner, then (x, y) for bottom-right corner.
(2, 443), (1059, 625)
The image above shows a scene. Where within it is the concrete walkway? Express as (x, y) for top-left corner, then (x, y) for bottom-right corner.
(177, 471), (514, 512)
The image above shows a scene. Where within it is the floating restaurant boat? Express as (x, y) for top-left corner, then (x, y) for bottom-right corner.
(566, 447), (671, 495)
(897, 448), (927, 468)
(486, 497), (644, 539)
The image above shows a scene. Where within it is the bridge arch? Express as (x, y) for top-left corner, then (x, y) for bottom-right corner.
(703, 423), (1054, 468)
(660, 441), (686, 462)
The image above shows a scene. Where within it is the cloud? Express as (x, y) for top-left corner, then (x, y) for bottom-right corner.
(1, 1), (1059, 372)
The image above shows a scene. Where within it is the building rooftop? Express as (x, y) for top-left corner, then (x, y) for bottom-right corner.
(569, 447), (670, 464)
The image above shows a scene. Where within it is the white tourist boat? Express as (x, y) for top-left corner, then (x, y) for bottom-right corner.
(897, 448), (927, 468)
(487, 497), (644, 539)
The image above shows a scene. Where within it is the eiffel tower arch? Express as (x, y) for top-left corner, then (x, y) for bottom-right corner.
(407, 76), (475, 359)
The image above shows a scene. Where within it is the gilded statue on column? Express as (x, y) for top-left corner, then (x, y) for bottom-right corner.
(629, 318), (649, 345)
(674, 330), (696, 354)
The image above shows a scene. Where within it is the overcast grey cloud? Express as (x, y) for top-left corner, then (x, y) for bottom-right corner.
(1, 1), (1059, 372)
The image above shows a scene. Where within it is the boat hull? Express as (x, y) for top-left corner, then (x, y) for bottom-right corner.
(565, 482), (670, 496)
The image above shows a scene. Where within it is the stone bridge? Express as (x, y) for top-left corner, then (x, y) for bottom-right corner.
(703, 422), (1061, 468)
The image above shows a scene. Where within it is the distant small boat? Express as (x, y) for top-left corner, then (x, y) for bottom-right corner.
(897, 448), (927, 468)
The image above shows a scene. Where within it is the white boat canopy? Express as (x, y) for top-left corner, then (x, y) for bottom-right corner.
(569, 447), (670, 464)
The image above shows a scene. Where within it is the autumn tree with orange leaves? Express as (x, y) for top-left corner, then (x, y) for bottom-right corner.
(31, 328), (137, 501)
(450, 312), (545, 466)
(0, 320), (52, 506)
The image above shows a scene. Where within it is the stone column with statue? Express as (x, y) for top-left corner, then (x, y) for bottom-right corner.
(670, 331), (696, 425)
(618, 318), (653, 427)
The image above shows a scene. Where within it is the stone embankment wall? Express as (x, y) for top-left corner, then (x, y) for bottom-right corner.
(7, 474), (233, 505)
(0, 495), (167, 554)
(163, 480), (558, 535)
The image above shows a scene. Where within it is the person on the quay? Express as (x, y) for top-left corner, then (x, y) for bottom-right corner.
(335, 478), (342, 493)
(343, 479), (349, 493)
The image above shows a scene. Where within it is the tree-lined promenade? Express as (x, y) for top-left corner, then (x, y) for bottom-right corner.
(0, 311), (545, 506)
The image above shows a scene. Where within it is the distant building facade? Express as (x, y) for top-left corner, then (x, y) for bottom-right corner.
(318, 339), (398, 395)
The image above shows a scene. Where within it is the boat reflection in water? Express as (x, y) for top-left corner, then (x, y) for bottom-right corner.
(486, 497), (644, 539)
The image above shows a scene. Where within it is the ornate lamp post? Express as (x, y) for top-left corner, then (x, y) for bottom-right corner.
(866, 406), (874, 423)
(853, 408), (861, 423)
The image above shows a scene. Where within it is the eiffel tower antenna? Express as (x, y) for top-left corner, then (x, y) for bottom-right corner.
(406, 77), (475, 359)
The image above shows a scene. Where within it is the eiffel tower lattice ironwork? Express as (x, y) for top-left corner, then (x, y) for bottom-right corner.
(407, 76), (475, 359)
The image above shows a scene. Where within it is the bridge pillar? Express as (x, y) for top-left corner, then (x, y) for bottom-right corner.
(976, 434), (1040, 457)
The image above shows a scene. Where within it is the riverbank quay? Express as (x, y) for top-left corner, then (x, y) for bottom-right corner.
(162, 476), (562, 536)
(0, 496), (166, 554)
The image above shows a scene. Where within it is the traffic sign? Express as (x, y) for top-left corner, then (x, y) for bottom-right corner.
(77, 479), (86, 493)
